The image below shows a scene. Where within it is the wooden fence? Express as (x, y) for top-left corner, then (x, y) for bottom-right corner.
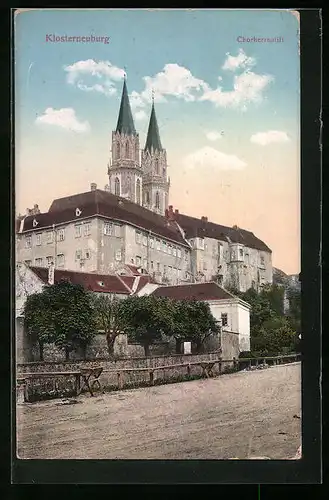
(16, 353), (301, 402)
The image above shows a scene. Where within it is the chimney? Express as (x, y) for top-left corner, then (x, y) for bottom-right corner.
(90, 183), (97, 191)
(201, 216), (208, 223)
(48, 262), (55, 285)
(175, 209), (179, 215)
(167, 205), (175, 221)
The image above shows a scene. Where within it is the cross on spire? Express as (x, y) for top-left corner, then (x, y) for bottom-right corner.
(151, 88), (155, 104)
(123, 66), (127, 80)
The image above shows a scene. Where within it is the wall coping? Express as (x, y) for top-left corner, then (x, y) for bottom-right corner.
(17, 351), (221, 367)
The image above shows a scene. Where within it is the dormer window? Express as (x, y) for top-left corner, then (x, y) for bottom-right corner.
(98, 281), (105, 287)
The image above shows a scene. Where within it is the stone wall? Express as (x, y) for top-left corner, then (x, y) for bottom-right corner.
(220, 330), (239, 368)
(17, 352), (222, 401)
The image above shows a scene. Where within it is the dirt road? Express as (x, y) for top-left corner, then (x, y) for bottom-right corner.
(16, 363), (301, 460)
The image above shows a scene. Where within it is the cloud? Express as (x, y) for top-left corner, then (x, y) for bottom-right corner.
(250, 130), (290, 146)
(64, 59), (125, 96)
(206, 131), (223, 141)
(200, 71), (273, 110)
(184, 146), (247, 171)
(222, 49), (256, 72)
(35, 108), (90, 133)
(134, 110), (147, 121)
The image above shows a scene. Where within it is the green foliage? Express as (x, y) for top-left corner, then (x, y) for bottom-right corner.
(24, 280), (96, 360)
(91, 294), (125, 356)
(118, 295), (174, 356)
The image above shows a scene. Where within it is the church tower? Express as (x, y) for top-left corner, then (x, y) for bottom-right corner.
(107, 78), (143, 204)
(141, 98), (170, 215)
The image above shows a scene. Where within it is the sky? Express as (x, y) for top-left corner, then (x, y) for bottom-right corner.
(14, 9), (300, 274)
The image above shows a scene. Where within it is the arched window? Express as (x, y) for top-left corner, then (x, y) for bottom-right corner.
(125, 141), (129, 158)
(116, 142), (120, 159)
(136, 179), (141, 205)
(114, 177), (120, 196)
(155, 191), (160, 209)
(155, 158), (159, 174)
(146, 191), (150, 205)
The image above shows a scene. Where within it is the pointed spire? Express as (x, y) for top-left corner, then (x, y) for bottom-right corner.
(116, 78), (136, 135)
(144, 98), (163, 152)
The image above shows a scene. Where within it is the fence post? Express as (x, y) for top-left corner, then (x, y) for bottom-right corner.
(117, 372), (123, 390)
(149, 370), (154, 386)
(187, 364), (191, 378)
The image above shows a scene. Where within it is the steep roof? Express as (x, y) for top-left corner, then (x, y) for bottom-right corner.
(151, 282), (235, 301)
(144, 103), (163, 152)
(175, 212), (271, 253)
(116, 80), (136, 135)
(20, 190), (189, 246)
(30, 267), (131, 294)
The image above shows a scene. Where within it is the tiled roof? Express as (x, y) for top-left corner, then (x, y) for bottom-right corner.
(30, 267), (131, 295)
(151, 282), (235, 301)
(20, 190), (189, 246)
(174, 213), (271, 253)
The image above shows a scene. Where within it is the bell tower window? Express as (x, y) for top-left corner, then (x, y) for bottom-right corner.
(155, 191), (160, 209)
(155, 158), (159, 175)
(116, 143), (120, 159)
(115, 177), (120, 196)
(125, 141), (129, 158)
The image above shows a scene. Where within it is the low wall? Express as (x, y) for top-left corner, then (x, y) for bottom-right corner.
(17, 352), (221, 401)
(221, 330), (239, 367)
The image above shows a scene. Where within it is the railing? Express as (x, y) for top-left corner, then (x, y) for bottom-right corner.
(16, 353), (300, 401)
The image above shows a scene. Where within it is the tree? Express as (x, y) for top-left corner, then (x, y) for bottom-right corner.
(24, 290), (53, 361)
(169, 300), (220, 353)
(24, 280), (96, 361)
(92, 294), (125, 356)
(252, 317), (298, 356)
(119, 295), (174, 356)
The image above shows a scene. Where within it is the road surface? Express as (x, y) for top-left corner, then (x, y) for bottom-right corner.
(16, 363), (301, 460)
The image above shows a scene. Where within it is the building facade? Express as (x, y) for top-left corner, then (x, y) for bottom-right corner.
(16, 79), (272, 291)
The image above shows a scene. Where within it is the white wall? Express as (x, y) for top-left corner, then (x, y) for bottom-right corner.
(237, 301), (251, 351)
(16, 264), (44, 318)
(208, 299), (250, 352)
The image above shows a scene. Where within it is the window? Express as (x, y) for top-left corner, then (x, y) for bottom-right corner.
(84, 249), (91, 260)
(157, 262), (160, 272)
(150, 261), (154, 270)
(155, 158), (159, 174)
(57, 254), (65, 267)
(36, 233), (42, 246)
(143, 258), (147, 269)
(125, 141), (129, 158)
(75, 250), (82, 260)
(146, 191), (150, 205)
(35, 257), (43, 267)
(260, 255), (265, 267)
(156, 239), (161, 250)
(116, 143), (120, 159)
(162, 241), (167, 253)
(58, 229), (65, 241)
(114, 225), (121, 237)
(75, 225), (82, 238)
(46, 231), (53, 244)
(221, 313), (228, 327)
(155, 191), (160, 209)
(104, 222), (112, 235)
(24, 260), (32, 267)
(142, 235), (147, 246)
(185, 250), (188, 261)
(84, 223), (91, 236)
(168, 245), (172, 255)
(135, 231), (141, 244)
(136, 179), (141, 205)
(172, 247), (177, 257)
(114, 177), (120, 196)
(115, 249), (122, 261)
(239, 248), (244, 258)
(150, 238), (154, 249)
(25, 235), (32, 248)
(46, 256), (53, 266)
(177, 248), (181, 259)
(136, 256), (141, 266)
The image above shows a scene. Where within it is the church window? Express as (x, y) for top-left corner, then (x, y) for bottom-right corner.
(115, 177), (120, 196)
(155, 158), (159, 174)
(155, 191), (160, 209)
(136, 179), (141, 205)
(146, 191), (150, 205)
(125, 141), (129, 158)
(116, 143), (120, 159)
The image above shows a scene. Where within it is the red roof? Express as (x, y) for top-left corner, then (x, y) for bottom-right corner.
(174, 212), (271, 253)
(151, 282), (235, 301)
(30, 267), (131, 295)
(20, 190), (188, 246)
